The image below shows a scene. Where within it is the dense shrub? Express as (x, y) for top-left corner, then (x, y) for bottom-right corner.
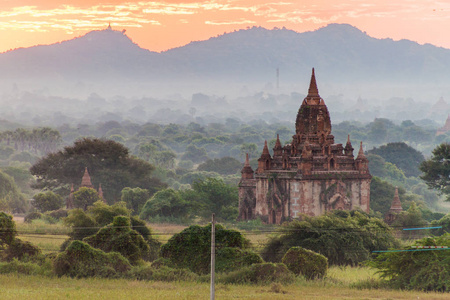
(2, 238), (40, 261)
(83, 216), (149, 265)
(127, 265), (198, 282)
(24, 212), (43, 223)
(0, 212), (16, 246)
(45, 209), (68, 221)
(281, 247), (328, 279)
(370, 234), (450, 292)
(63, 208), (97, 241)
(218, 263), (295, 284)
(32, 191), (63, 213)
(62, 202), (160, 259)
(0, 259), (45, 275)
(151, 257), (175, 269)
(160, 224), (253, 274)
(88, 201), (129, 227)
(430, 213), (450, 236)
(53, 240), (131, 278)
(216, 247), (263, 273)
(262, 211), (398, 266)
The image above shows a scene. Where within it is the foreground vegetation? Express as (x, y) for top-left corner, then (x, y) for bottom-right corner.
(1, 272), (449, 300)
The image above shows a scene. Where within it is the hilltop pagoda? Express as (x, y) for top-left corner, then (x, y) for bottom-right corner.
(238, 69), (371, 224)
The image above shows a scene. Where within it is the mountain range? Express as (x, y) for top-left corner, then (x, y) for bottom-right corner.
(1, 23), (450, 98)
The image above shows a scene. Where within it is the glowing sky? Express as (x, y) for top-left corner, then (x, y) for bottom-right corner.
(0, 0), (449, 53)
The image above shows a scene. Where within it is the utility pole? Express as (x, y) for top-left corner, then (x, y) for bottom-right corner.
(210, 213), (215, 300)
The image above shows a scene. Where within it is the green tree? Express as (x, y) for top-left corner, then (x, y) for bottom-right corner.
(0, 212), (16, 247)
(369, 234), (450, 291)
(420, 143), (450, 201)
(0, 170), (26, 213)
(367, 119), (388, 144)
(140, 188), (190, 220)
(368, 142), (425, 177)
(73, 187), (101, 211)
(2, 166), (35, 196)
(32, 191), (63, 212)
(63, 201), (160, 260)
(183, 178), (238, 221)
(392, 202), (428, 238)
(262, 211), (398, 266)
(239, 143), (258, 160)
(121, 187), (149, 215)
(370, 177), (406, 216)
(160, 223), (257, 274)
(30, 138), (165, 202)
(83, 216), (149, 265)
(181, 144), (208, 163)
(197, 157), (242, 175)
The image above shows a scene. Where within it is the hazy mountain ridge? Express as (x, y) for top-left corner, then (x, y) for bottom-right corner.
(1, 24), (450, 97)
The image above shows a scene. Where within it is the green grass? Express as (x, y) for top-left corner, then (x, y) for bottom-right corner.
(16, 219), (70, 235)
(1, 273), (449, 299)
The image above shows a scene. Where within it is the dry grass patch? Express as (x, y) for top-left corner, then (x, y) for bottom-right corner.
(147, 222), (187, 243)
(1, 274), (449, 299)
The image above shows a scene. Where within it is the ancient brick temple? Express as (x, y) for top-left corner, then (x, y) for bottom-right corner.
(238, 69), (371, 224)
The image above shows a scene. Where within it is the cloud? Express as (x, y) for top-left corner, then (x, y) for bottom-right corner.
(1, 0), (450, 35)
(205, 19), (256, 25)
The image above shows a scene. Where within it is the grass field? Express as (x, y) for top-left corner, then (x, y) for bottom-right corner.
(1, 273), (448, 300)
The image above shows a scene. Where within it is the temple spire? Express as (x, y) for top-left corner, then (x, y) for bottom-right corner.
(262, 140), (270, 155)
(356, 141), (366, 159)
(81, 167), (94, 188)
(275, 134), (282, 149)
(307, 68), (319, 97)
(389, 187), (403, 212)
(241, 153), (254, 179)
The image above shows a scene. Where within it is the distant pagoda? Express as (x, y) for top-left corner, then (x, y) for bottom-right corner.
(66, 167), (106, 209)
(384, 187), (403, 225)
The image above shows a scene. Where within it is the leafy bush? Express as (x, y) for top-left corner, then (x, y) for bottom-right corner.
(369, 234), (450, 291)
(216, 247), (263, 273)
(160, 223), (253, 274)
(281, 247), (327, 279)
(151, 257), (175, 269)
(45, 209), (68, 221)
(32, 191), (63, 213)
(127, 265), (198, 282)
(0, 212), (16, 246)
(63, 208), (97, 241)
(218, 263), (295, 284)
(83, 216), (149, 265)
(262, 211), (398, 266)
(62, 202), (160, 259)
(53, 240), (131, 278)
(24, 212), (43, 223)
(140, 188), (190, 220)
(88, 201), (129, 227)
(1, 238), (40, 261)
(0, 259), (45, 275)
(431, 213), (450, 236)
(73, 187), (101, 210)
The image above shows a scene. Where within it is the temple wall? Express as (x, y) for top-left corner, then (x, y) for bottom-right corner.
(287, 177), (370, 219)
(360, 179), (371, 212)
(255, 178), (269, 217)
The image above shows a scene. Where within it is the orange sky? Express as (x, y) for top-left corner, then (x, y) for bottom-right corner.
(0, 0), (449, 53)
